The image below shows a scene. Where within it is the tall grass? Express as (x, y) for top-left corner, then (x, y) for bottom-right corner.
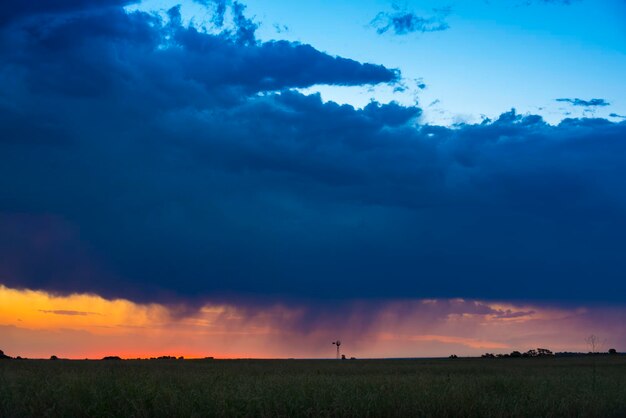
(1, 357), (625, 417)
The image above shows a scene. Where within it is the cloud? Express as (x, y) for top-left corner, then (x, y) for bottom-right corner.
(0, 0), (139, 26)
(193, 0), (228, 27)
(39, 310), (101, 316)
(556, 98), (611, 107)
(273, 23), (289, 34)
(518, 0), (580, 5)
(537, 0), (578, 4)
(371, 7), (450, 35)
(1, 1), (626, 306)
(610, 113), (626, 119)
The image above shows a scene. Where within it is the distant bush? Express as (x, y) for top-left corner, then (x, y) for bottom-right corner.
(609, 348), (617, 355)
(0, 349), (12, 360)
(481, 349), (554, 359)
(102, 356), (122, 361)
(50, 355), (58, 360)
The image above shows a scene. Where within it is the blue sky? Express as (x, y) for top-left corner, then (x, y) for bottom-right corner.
(134, 0), (626, 124)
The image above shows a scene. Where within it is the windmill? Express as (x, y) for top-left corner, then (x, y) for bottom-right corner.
(331, 340), (342, 359)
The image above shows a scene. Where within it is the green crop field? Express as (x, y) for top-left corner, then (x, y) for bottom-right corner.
(1, 356), (625, 417)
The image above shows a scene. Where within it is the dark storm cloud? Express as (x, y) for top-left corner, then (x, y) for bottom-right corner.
(371, 7), (450, 35)
(1, 1), (626, 305)
(556, 98), (611, 107)
(0, 0), (139, 26)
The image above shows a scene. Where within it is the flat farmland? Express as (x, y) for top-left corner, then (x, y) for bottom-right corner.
(1, 356), (625, 417)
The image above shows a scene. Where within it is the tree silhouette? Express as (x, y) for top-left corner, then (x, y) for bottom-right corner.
(536, 348), (554, 357)
(585, 335), (604, 354)
(585, 335), (604, 392)
(525, 349), (538, 357)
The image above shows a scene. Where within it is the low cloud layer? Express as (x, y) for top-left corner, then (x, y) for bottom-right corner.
(556, 98), (611, 107)
(39, 310), (101, 316)
(1, 1), (626, 306)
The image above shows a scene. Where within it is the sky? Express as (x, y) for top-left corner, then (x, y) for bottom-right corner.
(132, 0), (626, 125)
(1, 0), (626, 359)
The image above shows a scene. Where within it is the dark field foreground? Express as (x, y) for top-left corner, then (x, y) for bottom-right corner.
(1, 357), (626, 417)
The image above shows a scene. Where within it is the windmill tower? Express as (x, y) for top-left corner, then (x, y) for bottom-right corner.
(332, 340), (341, 359)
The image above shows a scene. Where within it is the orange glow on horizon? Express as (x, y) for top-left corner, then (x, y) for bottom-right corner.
(1, 285), (625, 359)
(0, 285), (169, 332)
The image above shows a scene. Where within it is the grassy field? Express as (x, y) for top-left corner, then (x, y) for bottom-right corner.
(1, 356), (625, 417)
